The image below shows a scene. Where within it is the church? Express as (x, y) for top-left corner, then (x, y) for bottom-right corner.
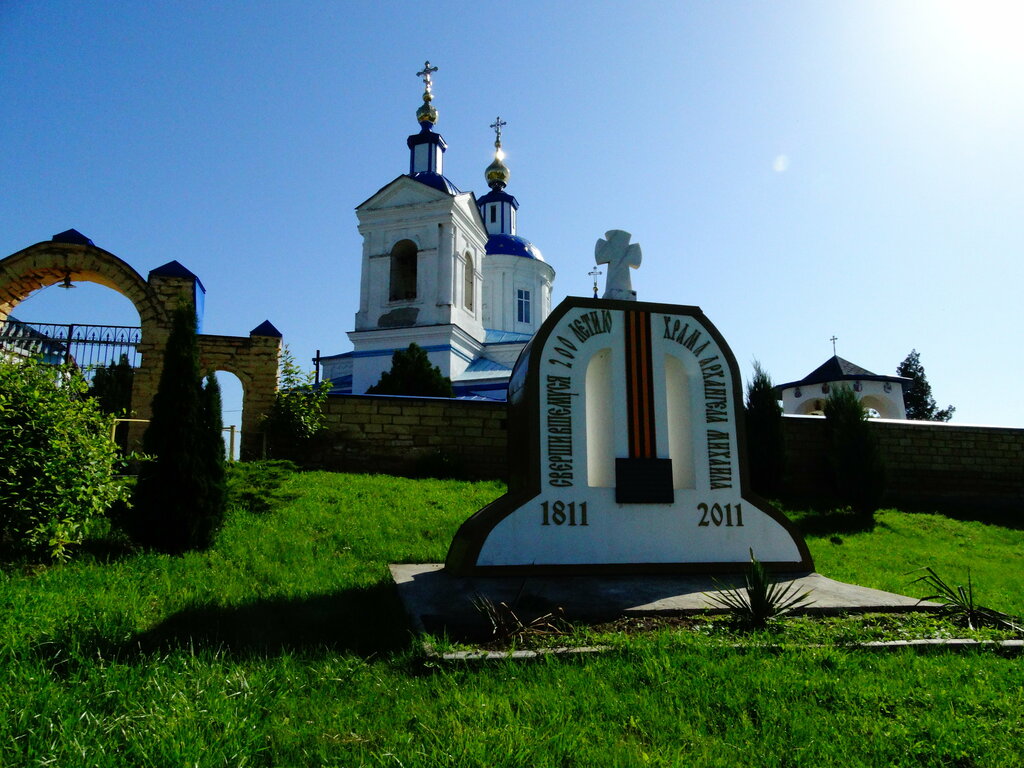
(317, 63), (554, 400)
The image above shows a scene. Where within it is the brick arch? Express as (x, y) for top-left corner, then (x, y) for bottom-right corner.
(0, 240), (164, 327)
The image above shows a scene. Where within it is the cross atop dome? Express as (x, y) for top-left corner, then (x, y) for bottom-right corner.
(485, 117), (510, 191)
(415, 60), (439, 127)
(489, 116), (506, 146)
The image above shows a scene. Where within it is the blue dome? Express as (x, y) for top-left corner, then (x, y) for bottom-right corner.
(486, 233), (544, 261)
(408, 171), (461, 195)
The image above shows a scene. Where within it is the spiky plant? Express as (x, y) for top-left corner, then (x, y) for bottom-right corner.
(912, 567), (1022, 633)
(707, 549), (813, 629)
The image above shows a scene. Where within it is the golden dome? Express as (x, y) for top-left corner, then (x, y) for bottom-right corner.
(483, 145), (507, 191)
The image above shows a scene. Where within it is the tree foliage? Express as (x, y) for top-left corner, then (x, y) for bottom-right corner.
(89, 353), (134, 415)
(824, 385), (885, 516)
(262, 345), (329, 462)
(897, 350), (955, 421)
(367, 343), (454, 397)
(0, 357), (129, 561)
(128, 305), (225, 553)
(744, 360), (785, 496)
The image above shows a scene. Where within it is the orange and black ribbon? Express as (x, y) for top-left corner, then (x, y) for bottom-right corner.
(624, 310), (657, 459)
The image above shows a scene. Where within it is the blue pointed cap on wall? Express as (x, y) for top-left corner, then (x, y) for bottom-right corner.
(250, 320), (282, 338)
(51, 229), (94, 246)
(149, 260), (206, 293)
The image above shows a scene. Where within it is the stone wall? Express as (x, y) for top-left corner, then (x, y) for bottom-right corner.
(314, 395), (507, 479)
(313, 399), (1024, 509)
(781, 415), (1024, 509)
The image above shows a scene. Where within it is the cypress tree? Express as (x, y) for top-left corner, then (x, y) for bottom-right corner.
(129, 305), (226, 552)
(823, 385), (885, 517)
(744, 360), (785, 496)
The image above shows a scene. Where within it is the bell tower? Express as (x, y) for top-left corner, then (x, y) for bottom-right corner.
(348, 62), (488, 394)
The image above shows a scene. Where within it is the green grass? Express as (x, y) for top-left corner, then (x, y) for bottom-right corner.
(2, 471), (1023, 767)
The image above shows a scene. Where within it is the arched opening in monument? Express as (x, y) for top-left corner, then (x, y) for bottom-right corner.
(585, 348), (614, 487)
(389, 239), (418, 301)
(214, 370), (245, 460)
(664, 354), (696, 489)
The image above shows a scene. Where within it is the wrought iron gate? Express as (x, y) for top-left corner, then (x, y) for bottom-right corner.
(0, 318), (141, 378)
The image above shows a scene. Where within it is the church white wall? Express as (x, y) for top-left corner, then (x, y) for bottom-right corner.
(481, 253), (554, 334)
(781, 379), (906, 419)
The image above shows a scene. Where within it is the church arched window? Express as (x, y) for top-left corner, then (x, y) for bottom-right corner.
(389, 240), (417, 301)
(464, 252), (475, 311)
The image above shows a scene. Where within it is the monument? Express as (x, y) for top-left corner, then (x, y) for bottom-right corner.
(446, 230), (813, 574)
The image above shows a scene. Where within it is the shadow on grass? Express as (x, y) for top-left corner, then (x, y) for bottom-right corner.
(31, 581), (412, 674)
(126, 581), (410, 658)
(780, 501), (877, 537)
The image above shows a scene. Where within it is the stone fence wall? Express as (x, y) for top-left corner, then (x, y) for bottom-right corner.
(314, 395), (508, 479)
(314, 397), (1023, 508)
(781, 415), (1024, 510)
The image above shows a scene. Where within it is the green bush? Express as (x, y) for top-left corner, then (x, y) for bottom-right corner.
(367, 342), (454, 397)
(0, 357), (129, 561)
(262, 346), (329, 463)
(824, 385), (885, 516)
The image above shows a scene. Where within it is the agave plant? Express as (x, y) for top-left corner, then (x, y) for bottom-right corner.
(706, 549), (813, 629)
(911, 567), (1022, 633)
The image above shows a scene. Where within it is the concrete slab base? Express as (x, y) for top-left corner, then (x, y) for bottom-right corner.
(389, 563), (936, 640)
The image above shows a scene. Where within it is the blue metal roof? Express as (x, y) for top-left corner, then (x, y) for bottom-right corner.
(408, 171), (461, 195)
(464, 357), (513, 373)
(484, 328), (533, 344)
(485, 233), (543, 261)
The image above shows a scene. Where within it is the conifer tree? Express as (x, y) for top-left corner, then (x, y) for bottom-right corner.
(824, 385), (885, 517)
(744, 360), (785, 496)
(367, 342), (454, 397)
(129, 305), (225, 552)
(897, 349), (955, 421)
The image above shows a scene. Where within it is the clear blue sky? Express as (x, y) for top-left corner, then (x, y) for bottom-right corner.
(3, 1), (1022, 426)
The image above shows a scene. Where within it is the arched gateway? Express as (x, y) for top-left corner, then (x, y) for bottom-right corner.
(0, 230), (281, 458)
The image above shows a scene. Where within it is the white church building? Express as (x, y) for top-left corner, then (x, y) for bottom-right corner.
(318, 63), (554, 400)
(776, 355), (911, 419)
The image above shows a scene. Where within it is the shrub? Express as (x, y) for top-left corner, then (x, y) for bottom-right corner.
(367, 343), (454, 397)
(128, 306), (226, 553)
(262, 346), (329, 462)
(823, 384), (885, 516)
(0, 357), (129, 561)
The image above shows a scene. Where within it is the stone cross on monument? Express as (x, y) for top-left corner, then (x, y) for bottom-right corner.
(596, 230), (642, 301)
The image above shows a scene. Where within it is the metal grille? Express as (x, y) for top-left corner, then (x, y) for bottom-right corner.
(0, 319), (141, 378)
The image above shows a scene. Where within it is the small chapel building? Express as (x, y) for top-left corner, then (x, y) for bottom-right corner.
(776, 355), (911, 419)
(318, 63), (554, 400)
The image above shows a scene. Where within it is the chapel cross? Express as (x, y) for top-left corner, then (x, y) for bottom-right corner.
(830, 335), (838, 355)
(489, 116), (507, 144)
(416, 61), (438, 94)
(595, 229), (642, 301)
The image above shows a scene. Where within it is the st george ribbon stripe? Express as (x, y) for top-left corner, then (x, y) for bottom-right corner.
(624, 310), (657, 459)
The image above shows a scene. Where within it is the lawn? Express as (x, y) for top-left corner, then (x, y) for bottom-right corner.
(2, 468), (1022, 767)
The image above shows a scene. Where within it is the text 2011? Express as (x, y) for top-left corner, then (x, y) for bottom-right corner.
(697, 502), (744, 527)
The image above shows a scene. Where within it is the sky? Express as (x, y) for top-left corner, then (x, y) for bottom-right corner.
(3, 1), (1023, 427)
